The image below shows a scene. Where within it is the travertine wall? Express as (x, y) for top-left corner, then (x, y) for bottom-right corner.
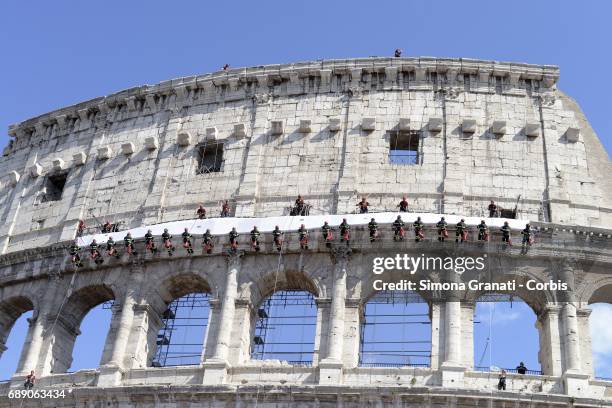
(0, 225), (611, 406)
(1, 57), (610, 254)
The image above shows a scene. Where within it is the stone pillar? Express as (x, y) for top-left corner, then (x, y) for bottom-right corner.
(460, 302), (475, 370)
(440, 270), (465, 387)
(123, 303), (162, 369)
(558, 258), (590, 396)
(313, 298), (332, 366)
(429, 301), (443, 370)
(203, 250), (243, 384)
(319, 246), (350, 385)
(537, 305), (562, 376)
(17, 275), (62, 376)
(201, 298), (220, 362)
(576, 308), (593, 377)
(97, 264), (145, 386)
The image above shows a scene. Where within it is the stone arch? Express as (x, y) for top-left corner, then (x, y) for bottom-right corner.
(464, 271), (554, 316)
(144, 272), (214, 368)
(471, 290), (543, 375)
(48, 284), (115, 373)
(579, 277), (612, 305)
(241, 269), (321, 310)
(0, 296), (35, 370)
(358, 289), (432, 368)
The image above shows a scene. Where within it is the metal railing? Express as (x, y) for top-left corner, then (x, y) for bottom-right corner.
(475, 366), (543, 375)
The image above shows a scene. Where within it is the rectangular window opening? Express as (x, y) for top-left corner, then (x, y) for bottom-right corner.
(42, 172), (68, 202)
(196, 142), (224, 174)
(389, 131), (419, 165)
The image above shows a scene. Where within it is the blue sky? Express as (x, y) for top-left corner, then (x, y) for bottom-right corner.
(1, 0), (612, 380)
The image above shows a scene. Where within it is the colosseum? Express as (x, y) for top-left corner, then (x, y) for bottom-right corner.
(0, 56), (611, 407)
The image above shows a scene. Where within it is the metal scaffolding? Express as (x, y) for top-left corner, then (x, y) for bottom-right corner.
(252, 290), (317, 365)
(152, 293), (210, 367)
(359, 290), (431, 368)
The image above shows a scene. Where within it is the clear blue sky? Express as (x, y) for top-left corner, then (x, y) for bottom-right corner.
(1, 0), (612, 381)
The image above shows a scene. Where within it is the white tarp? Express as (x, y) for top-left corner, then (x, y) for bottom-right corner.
(77, 212), (530, 246)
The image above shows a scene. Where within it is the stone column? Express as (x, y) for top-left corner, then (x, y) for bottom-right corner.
(562, 303), (581, 372)
(17, 274), (62, 376)
(319, 246), (350, 385)
(558, 258), (590, 396)
(203, 250), (243, 384)
(537, 305), (562, 376)
(440, 270), (465, 387)
(576, 308), (593, 377)
(313, 298), (331, 366)
(97, 264), (145, 386)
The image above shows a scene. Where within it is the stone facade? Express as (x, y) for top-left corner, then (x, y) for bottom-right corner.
(0, 57), (611, 407)
(1, 57), (610, 254)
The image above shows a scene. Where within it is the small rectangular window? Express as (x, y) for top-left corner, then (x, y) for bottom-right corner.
(389, 131), (419, 165)
(42, 172), (68, 202)
(196, 143), (224, 174)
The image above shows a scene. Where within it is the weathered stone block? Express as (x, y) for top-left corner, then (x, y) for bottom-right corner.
(361, 118), (376, 131)
(177, 131), (192, 146)
(9, 170), (20, 186)
(121, 142), (135, 155)
(144, 137), (158, 150)
(329, 118), (341, 132)
(491, 120), (506, 136)
(29, 163), (43, 178)
(97, 146), (112, 160)
(399, 118), (411, 131)
(73, 152), (87, 166)
(299, 120), (311, 133)
(525, 123), (541, 138)
(271, 121), (284, 136)
(566, 127), (580, 143)
(52, 158), (65, 172)
(462, 119), (477, 135)
(206, 127), (218, 141)
(428, 117), (443, 133)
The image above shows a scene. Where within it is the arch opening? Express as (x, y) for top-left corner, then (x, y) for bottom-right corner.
(0, 296), (34, 379)
(51, 284), (115, 373)
(251, 290), (317, 366)
(152, 293), (211, 367)
(150, 273), (213, 368)
(588, 288), (612, 380)
(473, 293), (541, 375)
(359, 290), (431, 368)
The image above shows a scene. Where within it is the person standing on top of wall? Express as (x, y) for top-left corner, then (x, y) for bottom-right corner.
(197, 205), (206, 219)
(488, 200), (498, 218)
(398, 196), (409, 212)
(357, 197), (369, 213)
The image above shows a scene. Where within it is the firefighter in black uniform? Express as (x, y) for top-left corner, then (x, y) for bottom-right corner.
(339, 219), (350, 242)
(477, 220), (489, 241)
(162, 228), (175, 255)
(501, 221), (511, 245)
(393, 215), (405, 241)
(124, 232), (137, 255)
(368, 218), (378, 242)
(202, 229), (214, 253)
(437, 217), (448, 242)
(182, 228), (194, 254)
(455, 219), (468, 243)
(69, 241), (83, 267)
(413, 217), (424, 242)
(250, 226), (261, 251)
(298, 224), (309, 249)
(144, 229), (157, 254)
(272, 226), (283, 251)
